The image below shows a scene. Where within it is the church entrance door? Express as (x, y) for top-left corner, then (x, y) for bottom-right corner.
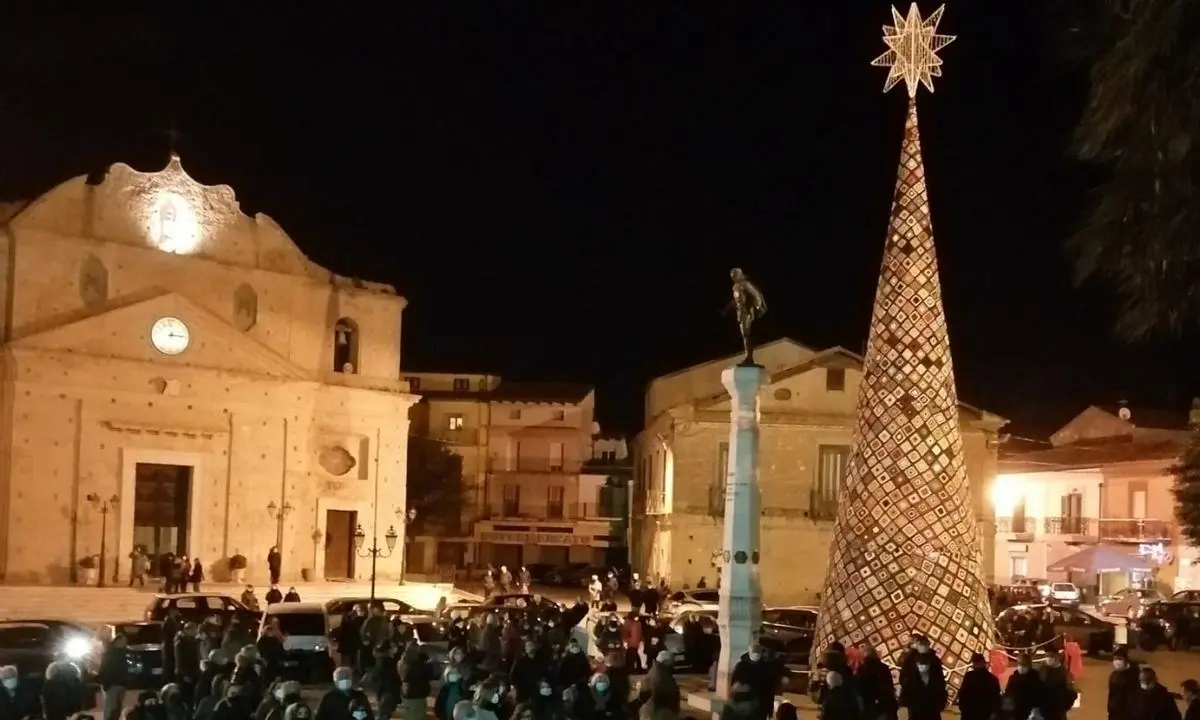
(133, 463), (192, 574)
(324, 510), (357, 579)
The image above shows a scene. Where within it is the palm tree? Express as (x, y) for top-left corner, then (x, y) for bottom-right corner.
(1066, 0), (1200, 339)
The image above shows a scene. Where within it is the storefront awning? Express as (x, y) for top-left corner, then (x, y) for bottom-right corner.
(1048, 545), (1154, 574)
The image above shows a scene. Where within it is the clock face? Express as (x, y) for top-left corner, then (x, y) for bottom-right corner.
(150, 316), (190, 355)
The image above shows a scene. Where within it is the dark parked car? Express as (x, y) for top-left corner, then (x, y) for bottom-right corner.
(324, 597), (431, 631)
(0, 619), (98, 699)
(1135, 600), (1200, 651)
(143, 593), (260, 630)
(996, 603), (1116, 656)
(94, 622), (165, 688)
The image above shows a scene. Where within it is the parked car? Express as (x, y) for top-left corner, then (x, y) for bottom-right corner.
(1170, 590), (1200, 602)
(667, 589), (721, 614)
(0, 619), (98, 697)
(480, 593), (564, 613)
(667, 610), (808, 691)
(1134, 600), (1200, 651)
(1048, 582), (1082, 605)
(993, 584), (1044, 610)
(995, 603), (1116, 656)
(143, 594), (260, 630)
(542, 563), (590, 586)
(324, 597), (431, 631)
(260, 602), (333, 682)
(1012, 578), (1051, 598)
(93, 622), (165, 688)
(1097, 588), (1163, 619)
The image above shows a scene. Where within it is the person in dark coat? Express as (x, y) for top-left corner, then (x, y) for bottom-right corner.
(1181, 679), (1200, 720)
(855, 645), (898, 720)
(0, 664), (41, 720)
(510, 640), (547, 703)
(730, 643), (779, 720)
(174, 624), (203, 706)
(555, 639), (590, 692)
(820, 668), (862, 720)
(267, 548), (282, 586)
(315, 668), (372, 720)
(97, 634), (131, 720)
(1131, 667), (1181, 720)
(265, 587), (284, 606)
(126, 690), (166, 720)
(899, 644), (947, 720)
(1004, 653), (1045, 720)
(41, 662), (85, 720)
(282, 588), (301, 603)
(1110, 647), (1141, 720)
(334, 607), (364, 672)
(190, 560), (205, 592)
(256, 620), (286, 684)
(956, 653), (1000, 720)
(1038, 648), (1077, 720)
(195, 651), (232, 707)
(162, 608), (182, 683)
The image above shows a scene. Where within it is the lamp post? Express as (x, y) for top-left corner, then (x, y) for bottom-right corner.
(396, 507), (418, 582)
(266, 500), (294, 547)
(86, 493), (119, 588)
(354, 523), (398, 603)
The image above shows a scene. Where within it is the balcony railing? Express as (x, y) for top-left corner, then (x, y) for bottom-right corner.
(1097, 518), (1172, 541)
(1043, 516), (1092, 536)
(431, 427), (480, 445)
(995, 516), (1035, 535)
(810, 491), (838, 521)
(479, 502), (627, 522)
(491, 459), (584, 474)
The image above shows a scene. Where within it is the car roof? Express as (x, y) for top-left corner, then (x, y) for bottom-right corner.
(0, 619), (89, 628)
(154, 593), (235, 601)
(327, 597), (403, 604)
(265, 602), (326, 615)
(766, 605), (818, 613)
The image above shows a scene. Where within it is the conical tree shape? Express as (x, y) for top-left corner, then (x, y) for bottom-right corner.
(813, 97), (994, 692)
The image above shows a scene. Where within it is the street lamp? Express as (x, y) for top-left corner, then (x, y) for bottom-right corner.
(396, 507), (418, 582)
(266, 500), (294, 546)
(354, 523), (398, 602)
(85, 493), (119, 587)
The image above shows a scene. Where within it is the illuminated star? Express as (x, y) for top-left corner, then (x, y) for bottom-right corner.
(871, 4), (955, 97)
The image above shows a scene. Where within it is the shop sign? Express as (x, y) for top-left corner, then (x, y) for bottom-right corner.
(481, 531), (591, 546)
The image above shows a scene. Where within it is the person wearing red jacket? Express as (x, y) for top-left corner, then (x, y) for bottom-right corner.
(621, 613), (644, 671)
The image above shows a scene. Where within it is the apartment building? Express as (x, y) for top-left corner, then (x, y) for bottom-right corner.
(405, 372), (630, 572)
(632, 338), (1006, 604)
(994, 404), (1194, 593)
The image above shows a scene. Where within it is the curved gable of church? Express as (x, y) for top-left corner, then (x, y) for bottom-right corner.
(10, 156), (345, 283)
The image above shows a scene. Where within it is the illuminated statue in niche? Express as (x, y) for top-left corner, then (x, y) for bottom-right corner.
(150, 192), (200, 254)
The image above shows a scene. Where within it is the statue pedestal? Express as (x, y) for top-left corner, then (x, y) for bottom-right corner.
(715, 363), (766, 699)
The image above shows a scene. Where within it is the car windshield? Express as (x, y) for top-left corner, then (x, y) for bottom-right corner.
(1052, 584), (1074, 591)
(117, 624), (163, 646)
(273, 613), (326, 636)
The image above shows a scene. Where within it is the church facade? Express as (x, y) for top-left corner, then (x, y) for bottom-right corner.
(0, 155), (416, 585)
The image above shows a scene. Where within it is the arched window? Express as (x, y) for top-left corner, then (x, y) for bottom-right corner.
(333, 317), (359, 374)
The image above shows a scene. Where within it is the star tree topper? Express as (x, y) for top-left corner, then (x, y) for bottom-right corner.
(871, 3), (955, 97)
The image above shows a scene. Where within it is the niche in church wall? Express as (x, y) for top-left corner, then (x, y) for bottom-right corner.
(233, 283), (258, 331)
(79, 254), (109, 310)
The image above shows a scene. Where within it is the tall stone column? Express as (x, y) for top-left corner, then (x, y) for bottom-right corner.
(715, 363), (766, 698)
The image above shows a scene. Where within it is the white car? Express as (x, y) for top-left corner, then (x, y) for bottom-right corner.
(667, 589), (720, 614)
(1048, 582), (1081, 605)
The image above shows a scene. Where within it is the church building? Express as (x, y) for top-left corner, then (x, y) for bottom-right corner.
(0, 155), (416, 585)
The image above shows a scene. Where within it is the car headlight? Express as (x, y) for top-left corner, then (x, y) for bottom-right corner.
(62, 636), (91, 660)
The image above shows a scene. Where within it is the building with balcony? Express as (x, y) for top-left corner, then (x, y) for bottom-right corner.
(404, 372), (630, 572)
(631, 338), (1006, 604)
(993, 403), (1193, 594)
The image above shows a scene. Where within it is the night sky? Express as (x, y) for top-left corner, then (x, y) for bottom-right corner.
(1, 4), (1195, 436)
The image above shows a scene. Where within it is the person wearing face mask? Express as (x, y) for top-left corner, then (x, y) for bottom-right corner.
(0, 664), (39, 720)
(731, 643), (779, 720)
(580, 672), (625, 720)
(855, 645), (897, 720)
(1130, 667), (1181, 720)
(529, 679), (560, 720)
(510, 640), (547, 703)
(346, 699), (370, 720)
(436, 666), (469, 720)
(315, 668), (372, 720)
(472, 680), (505, 720)
(258, 680), (302, 720)
(819, 669), (861, 720)
(1037, 648), (1077, 720)
(555, 639), (590, 692)
(899, 636), (944, 690)
(193, 676), (229, 720)
(1003, 653), (1045, 720)
(955, 653), (1000, 720)
(284, 704), (313, 720)
(898, 641), (947, 720)
(1109, 647), (1141, 720)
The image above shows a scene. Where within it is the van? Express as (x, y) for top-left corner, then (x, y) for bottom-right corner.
(260, 602), (333, 682)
